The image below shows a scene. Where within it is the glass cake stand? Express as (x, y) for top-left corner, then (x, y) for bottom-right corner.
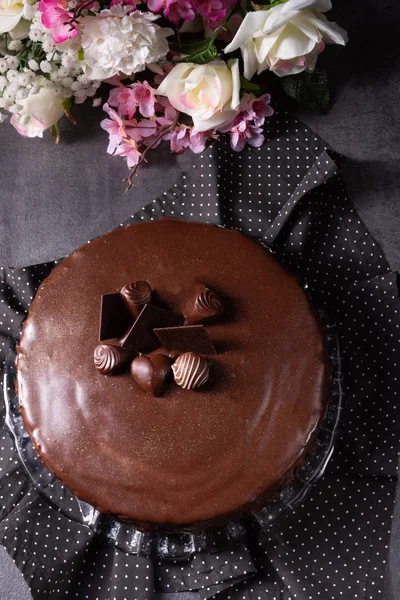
(3, 309), (342, 560)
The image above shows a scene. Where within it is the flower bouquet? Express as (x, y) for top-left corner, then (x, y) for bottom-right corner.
(0, 0), (347, 185)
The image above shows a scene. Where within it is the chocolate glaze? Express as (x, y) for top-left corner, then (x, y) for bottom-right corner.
(17, 220), (330, 529)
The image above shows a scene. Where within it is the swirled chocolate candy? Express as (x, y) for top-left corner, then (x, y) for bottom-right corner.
(17, 220), (330, 529)
(183, 284), (224, 326)
(94, 343), (133, 375)
(120, 281), (152, 319)
(172, 352), (209, 390)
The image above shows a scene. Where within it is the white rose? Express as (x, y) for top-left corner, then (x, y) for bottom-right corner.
(10, 86), (65, 138)
(156, 59), (241, 132)
(0, 0), (35, 38)
(224, 0), (348, 79)
(80, 6), (173, 81)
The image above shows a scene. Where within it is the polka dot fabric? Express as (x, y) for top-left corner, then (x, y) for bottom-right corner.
(1, 108), (399, 600)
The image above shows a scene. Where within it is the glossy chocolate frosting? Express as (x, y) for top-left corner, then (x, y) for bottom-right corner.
(17, 220), (330, 528)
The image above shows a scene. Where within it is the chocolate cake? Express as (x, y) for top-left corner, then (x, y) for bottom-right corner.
(16, 219), (331, 529)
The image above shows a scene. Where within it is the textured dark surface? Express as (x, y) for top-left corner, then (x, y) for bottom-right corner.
(0, 0), (399, 597)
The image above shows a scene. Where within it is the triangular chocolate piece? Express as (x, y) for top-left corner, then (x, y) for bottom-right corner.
(120, 304), (184, 353)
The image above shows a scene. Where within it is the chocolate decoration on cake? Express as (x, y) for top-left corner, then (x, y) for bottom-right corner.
(172, 352), (209, 390)
(120, 281), (152, 319)
(99, 293), (132, 341)
(94, 344), (133, 375)
(154, 325), (217, 355)
(120, 304), (184, 353)
(131, 354), (171, 396)
(183, 284), (223, 326)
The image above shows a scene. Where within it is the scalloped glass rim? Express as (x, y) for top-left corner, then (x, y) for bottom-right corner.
(3, 288), (342, 562)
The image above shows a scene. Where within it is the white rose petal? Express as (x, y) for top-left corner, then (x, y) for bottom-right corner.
(156, 59), (241, 132)
(225, 0), (347, 79)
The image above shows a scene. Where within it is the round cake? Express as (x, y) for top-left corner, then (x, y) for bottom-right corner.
(16, 219), (330, 529)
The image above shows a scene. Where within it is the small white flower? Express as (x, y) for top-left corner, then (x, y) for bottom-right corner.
(71, 80), (83, 91)
(6, 55), (18, 68)
(224, 0), (348, 79)
(80, 7), (173, 80)
(28, 58), (39, 71)
(92, 97), (101, 107)
(6, 69), (18, 82)
(28, 26), (41, 41)
(0, 75), (6, 90)
(0, 58), (8, 72)
(16, 87), (29, 100)
(60, 75), (73, 88)
(8, 39), (22, 51)
(40, 60), (52, 74)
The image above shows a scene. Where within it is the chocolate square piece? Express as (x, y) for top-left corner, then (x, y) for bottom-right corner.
(154, 325), (217, 355)
(99, 294), (133, 342)
(120, 304), (183, 353)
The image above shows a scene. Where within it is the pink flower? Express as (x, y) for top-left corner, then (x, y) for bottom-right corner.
(164, 0), (195, 24)
(192, 0), (235, 28)
(38, 0), (78, 44)
(218, 93), (274, 152)
(108, 87), (137, 120)
(130, 82), (155, 118)
(100, 103), (127, 154)
(114, 139), (141, 168)
(239, 93), (274, 126)
(229, 121), (264, 152)
(166, 125), (209, 154)
(108, 82), (156, 119)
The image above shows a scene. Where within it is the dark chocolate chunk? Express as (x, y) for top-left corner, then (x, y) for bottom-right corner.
(99, 293), (132, 342)
(154, 325), (217, 355)
(120, 304), (183, 353)
(183, 283), (224, 326)
(120, 281), (152, 320)
(94, 344), (134, 375)
(130, 354), (171, 396)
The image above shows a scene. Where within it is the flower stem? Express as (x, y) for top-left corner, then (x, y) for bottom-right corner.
(124, 110), (180, 191)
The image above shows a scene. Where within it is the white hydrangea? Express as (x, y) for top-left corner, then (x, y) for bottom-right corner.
(80, 6), (173, 80)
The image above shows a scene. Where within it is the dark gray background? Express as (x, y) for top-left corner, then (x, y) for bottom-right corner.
(1, 0), (399, 598)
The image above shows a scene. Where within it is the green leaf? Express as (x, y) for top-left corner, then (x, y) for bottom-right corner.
(240, 76), (261, 93)
(173, 28), (221, 65)
(78, 48), (84, 61)
(279, 68), (330, 114)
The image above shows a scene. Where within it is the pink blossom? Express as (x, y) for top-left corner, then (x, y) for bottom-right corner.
(108, 87), (137, 120)
(108, 82), (156, 119)
(239, 93), (274, 126)
(218, 93), (273, 152)
(38, 0), (78, 44)
(166, 125), (209, 154)
(192, 0), (235, 28)
(164, 0), (195, 24)
(229, 121), (265, 152)
(114, 139), (141, 168)
(100, 103), (127, 154)
(130, 82), (156, 118)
